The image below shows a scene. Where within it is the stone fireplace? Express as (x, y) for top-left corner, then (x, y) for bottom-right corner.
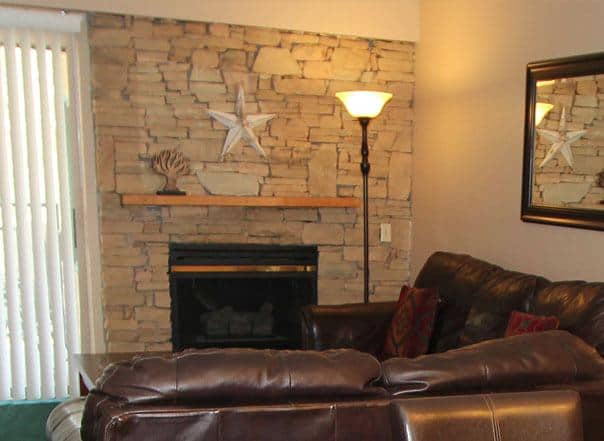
(91, 13), (415, 352)
(169, 243), (317, 351)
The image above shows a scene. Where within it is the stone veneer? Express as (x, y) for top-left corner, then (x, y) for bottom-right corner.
(90, 13), (414, 352)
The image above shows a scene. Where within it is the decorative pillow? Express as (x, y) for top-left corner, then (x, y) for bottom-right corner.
(382, 286), (439, 359)
(504, 311), (560, 337)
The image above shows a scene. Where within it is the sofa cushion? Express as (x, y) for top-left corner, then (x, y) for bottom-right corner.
(382, 286), (439, 359)
(504, 311), (559, 337)
(390, 391), (583, 441)
(459, 272), (539, 346)
(531, 281), (604, 356)
(414, 252), (547, 353)
(94, 348), (384, 404)
(381, 330), (604, 396)
(536, 380), (604, 441)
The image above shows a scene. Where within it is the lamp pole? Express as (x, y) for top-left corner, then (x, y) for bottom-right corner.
(335, 90), (392, 305)
(359, 117), (371, 304)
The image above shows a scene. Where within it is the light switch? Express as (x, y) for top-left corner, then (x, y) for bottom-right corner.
(380, 223), (391, 242)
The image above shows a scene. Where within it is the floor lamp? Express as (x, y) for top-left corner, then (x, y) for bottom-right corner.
(336, 91), (393, 304)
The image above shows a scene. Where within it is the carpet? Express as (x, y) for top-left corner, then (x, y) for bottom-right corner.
(0, 399), (62, 441)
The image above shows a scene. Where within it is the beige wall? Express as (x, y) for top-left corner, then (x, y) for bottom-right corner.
(0, 0), (420, 41)
(412, 0), (604, 282)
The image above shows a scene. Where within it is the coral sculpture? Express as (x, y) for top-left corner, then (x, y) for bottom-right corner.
(152, 149), (190, 195)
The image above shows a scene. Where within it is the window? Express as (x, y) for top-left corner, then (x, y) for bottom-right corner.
(0, 9), (102, 401)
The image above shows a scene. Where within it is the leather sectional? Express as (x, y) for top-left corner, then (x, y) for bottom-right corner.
(80, 341), (594, 441)
(75, 252), (604, 440)
(302, 251), (604, 357)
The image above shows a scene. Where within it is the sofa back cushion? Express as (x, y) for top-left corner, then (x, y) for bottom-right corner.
(414, 252), (547, 352)
(382, 331), (604, 396)
(531, 282), (604, 356)
(459, 272), (540, 346)
(95, 348), (384, 404)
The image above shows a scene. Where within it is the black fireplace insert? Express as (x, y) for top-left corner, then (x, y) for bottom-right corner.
(169, 243), (318, 351)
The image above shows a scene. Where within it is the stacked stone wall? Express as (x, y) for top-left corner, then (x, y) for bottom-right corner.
(90, 13), (415, 351)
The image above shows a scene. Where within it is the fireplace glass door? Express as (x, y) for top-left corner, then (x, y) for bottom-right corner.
(169, 244), (318, 351)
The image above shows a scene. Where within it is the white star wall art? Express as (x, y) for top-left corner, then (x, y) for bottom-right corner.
(207, 84), (276, 161)
(537, 106), (586, 168)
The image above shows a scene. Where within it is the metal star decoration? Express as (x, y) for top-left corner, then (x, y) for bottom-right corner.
(537, 106), (586, 168)
(207, 84), (275, 161)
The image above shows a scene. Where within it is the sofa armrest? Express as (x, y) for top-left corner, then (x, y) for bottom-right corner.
(300, 302), (396, 356)
(391, 390), (582, 441)
(46, 397), (85, 441)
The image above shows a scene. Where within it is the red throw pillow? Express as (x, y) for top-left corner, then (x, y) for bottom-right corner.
(382, 285), (439, 359)
(504, 311), (560, 337)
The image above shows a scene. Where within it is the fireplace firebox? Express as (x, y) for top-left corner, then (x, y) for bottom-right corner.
(169, 243), (318, 351)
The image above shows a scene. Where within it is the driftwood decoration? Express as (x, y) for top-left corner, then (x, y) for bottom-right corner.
(152, 149), (190, 195)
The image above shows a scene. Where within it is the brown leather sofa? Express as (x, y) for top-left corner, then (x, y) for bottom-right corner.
(301, 251), (604, 357)
(80, 343), (592, 441)
(79, 331), (603, 441)
(78, 252), (604, 441)
(300, 251), (604, 440)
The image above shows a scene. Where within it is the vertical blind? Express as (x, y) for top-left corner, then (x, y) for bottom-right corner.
(0, 27), (81, 400)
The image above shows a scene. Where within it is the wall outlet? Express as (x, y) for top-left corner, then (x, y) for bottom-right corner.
(380, 223), (391, 242)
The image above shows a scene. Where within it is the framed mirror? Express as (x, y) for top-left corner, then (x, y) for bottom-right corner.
(522, 53), (604, 231)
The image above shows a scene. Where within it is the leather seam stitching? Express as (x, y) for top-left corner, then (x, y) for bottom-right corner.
(285, 353), (292, 395)
(175, 355), (180, 400)
(334, 403), (338, 441)
(217, 410), (222, 441)
(482, 395), (502, 441)
(558, 338), (579, 381)
(570, 341), (579, 381)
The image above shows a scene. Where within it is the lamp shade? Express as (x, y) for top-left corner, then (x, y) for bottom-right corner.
(335, 90), (393, 118)
(535, 102), (554, 126)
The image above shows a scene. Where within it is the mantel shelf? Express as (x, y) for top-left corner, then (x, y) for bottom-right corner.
(121, 194), (361, 208)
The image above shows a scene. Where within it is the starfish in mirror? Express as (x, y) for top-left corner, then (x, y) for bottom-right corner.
(207, 84), (275, 161)
(537, 106), (586, 168)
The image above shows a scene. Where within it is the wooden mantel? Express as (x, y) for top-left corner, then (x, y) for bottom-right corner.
(121, 194), (360, 208)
